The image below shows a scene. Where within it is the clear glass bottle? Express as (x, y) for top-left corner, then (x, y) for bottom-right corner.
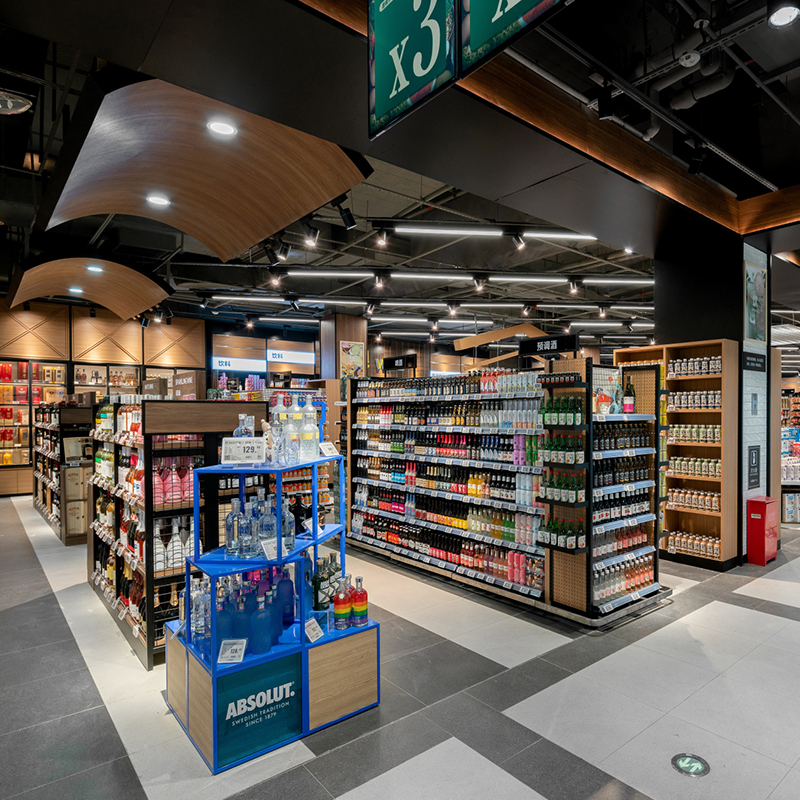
(258, 498), (278, 554)
(225, 499), (243, 556)
(233, 413), (250, 437)
(299, 402), (318, 461)
(239, 502), (256, 558)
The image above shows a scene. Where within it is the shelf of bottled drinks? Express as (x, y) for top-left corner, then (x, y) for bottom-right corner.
(165, 451), (380, 774)
(346, 357), (669, 624)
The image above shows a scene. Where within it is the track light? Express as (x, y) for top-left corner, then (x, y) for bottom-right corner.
(448, 304), (457, 316)
(269, 271), (281, 287)
(290, 300), (301, 313)
(687, 148), (706, 175)
(366, 304), (375, 316)
(650, 337), (656, 345)
(375, 275), (384, 289)
(153, 309), (164, 323)
(625, 322), (633, 333)
(277, 240), (290, 261)
(376, 333), (382, 342)
(522, 305), (531, 317)
(511, 233), (525, 250)
(89, 307), (96, 317)
(200, 298), (209, 308)
(569, 280), (578, 294)
(429, 333), (436, 343)
(337, 205), (356, 230)
(473, 278), (485, 292)
(304, 224), (319, 247)
(264, 245), (280, 267)
(376, 229), (388, 247)
(564, 325), (571, 333)
(768, 0), (800, 28)
(599, 307), (607, 318)
(624, 247), (633, 255)
(141, 317), (150, 328)
(430, 320), (439, 331)
(165, 307), (173, 318)
(245, 315), (254, 329)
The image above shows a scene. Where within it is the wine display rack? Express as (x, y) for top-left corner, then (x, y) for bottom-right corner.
(345, 359), (666, 626)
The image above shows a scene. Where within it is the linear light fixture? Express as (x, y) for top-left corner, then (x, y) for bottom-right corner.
(566, 320), (630, 327)
(211, 295), (288, 303)
(287, 270), (374, 278)
(602, 335), (650, 340)
(382, 301), (448, 308)
(389, 272), (472, 280)
(377, 331), (469, 338)
(582, 278), (654, 285)
(523, 232), (596, 240)
(299, 298), (367, 306)
(488, 276), (569, 284)
(610, 305), (655, 311)
(257, 317), (320, 324)
(631, 322), (655, 328)
(460, 302), (524, 308)
(369, 316), (427, 323)
(536, 304), (600, 310)
(390, 224), (595, 240)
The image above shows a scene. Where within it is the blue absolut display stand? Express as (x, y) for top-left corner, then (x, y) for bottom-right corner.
(165, 454), (380, 774)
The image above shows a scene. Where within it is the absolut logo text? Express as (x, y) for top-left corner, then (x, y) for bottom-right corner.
(225, 681), (296, 720)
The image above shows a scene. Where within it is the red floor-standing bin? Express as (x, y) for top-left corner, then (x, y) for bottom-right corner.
(747, 496), (778, 566)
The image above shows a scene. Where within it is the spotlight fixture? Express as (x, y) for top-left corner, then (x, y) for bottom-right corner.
(337, 205), (356, 231)
(522, 305), (531, 317)
(564, 325), (571, 333)
(245, 315), (254, 329)
(207, 119), (238, 136)
(768, 0), (800, 28)
(153, 309), (164, 323)
(277, 240), (290, 261)
(366, 304), (375, 316)
(430, 320), (439, 331)
(448, 304), (457, 316)
(473, 278), (485, 292)
(376, 333), (382, 342)
(200, 298), (209, 308)
(146, 193), (170, 207)
(89, 307), (96, 318)
(599, 307), (607, 318)
(269, 271), (281, 287)
(569, 280), (578, 294)
(375, 275), (384, 289)
(650, 337), (656, 345)
(625, 322), (633, 332)
(624, 247), (633, 255)
(512, 233), (526, 250)
(141, 316), (150, 328)
(376, 229), (388, 247)
(290, 300), (301, 313)
(304, 224), (319, 247)
(429, 333), (436, 343)
(263, 245), (280, 267)
(22, 301), (30, 311)
(87, 265), (103, 273)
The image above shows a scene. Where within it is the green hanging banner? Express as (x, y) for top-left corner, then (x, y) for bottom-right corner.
(368, 0), (457, 138)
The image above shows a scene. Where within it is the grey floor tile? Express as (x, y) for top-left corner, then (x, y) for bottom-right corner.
(379, 617), (445, 663)
(503, 737), (654, 800)
(421, 691), (540, 764)
(539, 632), (629, 673)
(0, 579), (52, 613)
(0, 594), (64, 627)
(656, 560), (716, 583)
(10, 756), (147, 800)
(466, 656), (571, 711)
(0, 667), (102, 735)
(656, 590), (715, 621)
(380, 640), (504, 705)
(516, 609), (587, 639)
(305, 712), (449, 796)
(0, 706), (127, 798)
(304, 678), (424, 756)
(0, 614), (74, 655)
(0, 566), (46, 588)
(0, 638), (86, 689)
(227, 765), (332, 800)
(0, 554), (43, 575)
(752, 599), (800, 623)
(365, 604), (398, 623)
(608, 608), (678, 643)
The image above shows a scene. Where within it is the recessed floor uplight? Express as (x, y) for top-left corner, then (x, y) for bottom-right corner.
(146, 193), (170, 207)
(87, 265), (103, 273)
(207, 120), (238, 136)
(69, 287), (83, 294)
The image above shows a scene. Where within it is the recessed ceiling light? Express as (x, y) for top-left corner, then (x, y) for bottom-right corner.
(87, 265), (103, 273)
(207, 120), (238, 136)
(68, 287), (83, 294)
(768, 0), (800, 28)
(146, 193), (170, 207)
(624, 247), (633, 255)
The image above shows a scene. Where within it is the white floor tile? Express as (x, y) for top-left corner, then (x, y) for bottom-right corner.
(600, 714), (789, 800)
(403, 596), (510, 640)
(90, 655), (167, 704)
(724, 643), (800, 698)
(340, 738), (546, 800)
(733, 561), (800, 609)
(770, 769), (800, 799)
(659, 571), (699, 597)
(451, 615), (569, 668)
(504, 673), (663, 765)
(763, 620), (800, 656)
(635, 619), (759, 672)
(672, 674), (800, 766)
(580, 644), (717, 712)
(105, 689), (186, 754)
(679, 601), (790, 643)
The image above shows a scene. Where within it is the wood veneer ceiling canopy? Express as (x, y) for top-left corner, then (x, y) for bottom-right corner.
(7, 258), (170, 319)
(44, 79), (371, 262)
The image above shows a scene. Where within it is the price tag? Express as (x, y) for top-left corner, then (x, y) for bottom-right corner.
(94, 574), (101, 585)
(446, 493), (454, 501)
(261, 539), (279, 560)
(221, 436), (266, 465)
(629, 591), (640, 601)
(124, 550), (132, 564)
(624, 484), (636, 493)
(377, 541), (387, 549)
(593, 452), (603, 460)
(319, 441), (339, 457)
(131, 557), (138, 571)
(111, 596), (120, 609)
(131, 625), (140, 639)
(118, 606), (128, 620)
(485, 576), (496, 585)
(596, 414), (606, 422)
(600, 603), (614, 614)
(520, 586), (531, 595)
(467, 570), (477, 579)
(90, 570), (98, 582)
(446, 459), (453, 466)
(423, 556), (431, 564)
(593, 488), (604, 500)
(503, 580), (513, 590)
(456, 566), (466, 575)
(624, 449), (636, 458)
(446, 427), (454, 434)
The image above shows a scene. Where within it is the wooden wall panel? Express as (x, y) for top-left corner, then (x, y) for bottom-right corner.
(320, 316), (336, 379)
(211, 333), (266, 360)
(145, 317), (205, 367)
(0, 302), (69, 360)
(72, 307), (142, 364)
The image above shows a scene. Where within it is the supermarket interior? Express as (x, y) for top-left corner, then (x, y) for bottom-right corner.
(3, 1), (800, 799)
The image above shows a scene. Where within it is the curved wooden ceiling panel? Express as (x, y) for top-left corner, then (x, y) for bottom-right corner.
(8, 258), (170, 319)
(46, 79), (370, 261)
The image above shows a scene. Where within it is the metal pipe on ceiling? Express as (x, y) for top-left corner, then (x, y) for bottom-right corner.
(37, 49), (81, 175)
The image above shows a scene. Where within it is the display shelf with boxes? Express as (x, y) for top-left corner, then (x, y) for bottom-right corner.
(32, 401), (93, 544)
(165, 450), (378, 774)
(73, 364), (140, 397)
(615, 339), (739, 570)
(346, 360), (666, 625)
(88, 399), (270, 670)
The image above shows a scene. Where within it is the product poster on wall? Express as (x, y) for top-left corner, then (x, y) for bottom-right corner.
(215, 654), (302, 768)
(340, 341), (364, 379)
(744, 261), (767, 344)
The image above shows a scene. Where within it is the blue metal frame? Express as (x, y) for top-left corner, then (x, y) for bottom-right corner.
(170, 450), (377, 774)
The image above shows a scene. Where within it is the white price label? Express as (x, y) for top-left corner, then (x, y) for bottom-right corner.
(503, 580), (513, 590)
(90, 570), (98, 582)
(593, 489), (604, 500)
(221, 436), (266, 465)
(131, 624), (140, 639)
(111, 597), (120, 609)
(467, 570), (477, 579)
(485, 576), (496, 585)
(118, 606), (127, 620)
(124, 550), (132, 564)
(261, 539), (279, 560)
(624, 449), (636, 457)
(94, 574), (101, 585)
(624, 484), (636, 493)
(319, 441), (339, 457)
(304, 617), (325, 644)
(593, 452), (603, 460)
(456, 566), (466, 575)
(596, 414), (606, 422)
(600, 603), (614, 614)
(131, 557), (138, 571)
(423, 556), (431, 564)
(629, 591), (640, 601)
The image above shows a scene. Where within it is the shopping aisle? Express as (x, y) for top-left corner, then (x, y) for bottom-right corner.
(11, 494), (800, 800)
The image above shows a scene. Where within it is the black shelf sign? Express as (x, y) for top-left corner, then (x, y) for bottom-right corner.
(519, 334), (579, 357)
(386, 354), (418, 371)
(748, 445), (761, 489)
(743, 353), (766, 372)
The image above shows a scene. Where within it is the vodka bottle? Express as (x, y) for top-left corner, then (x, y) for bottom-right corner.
(239, 502), (256, 558)
(215, 590), (233, 641)
(266, 589), (282, 645)
(225, 499), (243, 556)
(258, 498), (278, 554)
(233, 413), (250, 437)
(284, 414), (300, 465)
(275, 569), (295, 628)
(253, 487), (267, 519)
(333, 578), (350, 630)
(352, 577), (368, 627)
(231, 596), (250, 645)
(299, 402), (318, 461)
(288, 394), (303, 424)
(249, 595), (274, 654)
(271, 393), (288, 425)
(282, 497), (295, 552)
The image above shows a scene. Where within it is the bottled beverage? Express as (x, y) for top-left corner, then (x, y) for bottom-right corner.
(300, 401), (318, 461)
(333, 578), (351, 630)
(351, 577), (368, 626)
(215, 590), (234, 640)
(249, 595), (274, 654)
(225, 499), (243, 556)
(233, 413), (250, 437)
(275, 568), (295, 628)
(239, 502), (257, 558)
(231, 596), (250, 646)
(257, 498), (278, 554)
(623, 376), (636, 414)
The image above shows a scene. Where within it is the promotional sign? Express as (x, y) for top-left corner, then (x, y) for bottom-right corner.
(340, 341), (365, 379)
(369, 0), (457, 138)
(267, 349), (315, 366)
(742, 352), (766, 372)
(221, 437), (266, 465)
(385, 354), (418, 371)
(519, 333), (579, 357)
(744, 261), (767, 344)
(748, 445), (761, 489)
(461, 0), (561, 75)
(174, 370), (207, 400)
(212, 356), (266, 373)
(216, 654), (302, 768)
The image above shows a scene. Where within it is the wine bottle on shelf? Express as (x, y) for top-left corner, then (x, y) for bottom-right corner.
(623, 376), (636, 414)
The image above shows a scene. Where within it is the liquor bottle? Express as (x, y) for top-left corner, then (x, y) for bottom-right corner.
(225, 499), (243, 556)
(312, 558), (331, 610)
(215, 589), (234, 640)
(239, 502), (256, 558)
(233, 414), (250, 437)
(231, 596), (250, 647)
(333, 578), (351, 630)
(275, 568), (295, 628)
(266, 589), (283, 645)
(257, 498), (277, 555)
(623, 376), (636, 414)
(299, 400), (319, 461)
(249, 595), (273, 654)
(351, 577), (369, 626)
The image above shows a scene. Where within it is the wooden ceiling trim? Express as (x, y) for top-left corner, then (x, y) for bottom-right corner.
(46, 80), (372, 262)
(739, 185), (800, 235)
(454, 322), (548, 350)
(7, 258), (169, 320)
